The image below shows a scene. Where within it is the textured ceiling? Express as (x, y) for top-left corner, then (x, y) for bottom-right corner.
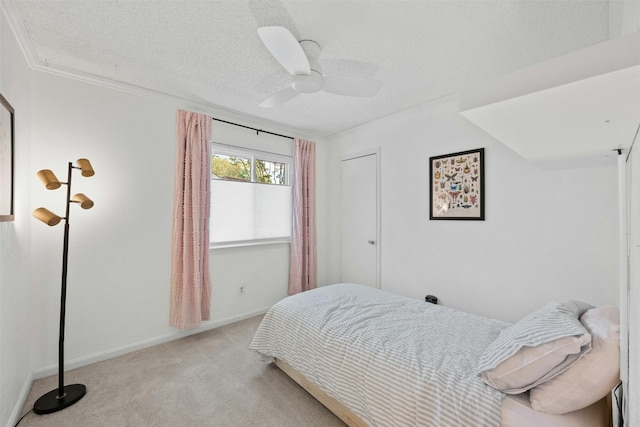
(8, 0), (611, 137)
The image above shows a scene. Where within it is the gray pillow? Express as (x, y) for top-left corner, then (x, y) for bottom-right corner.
(477, 301), (593, 394)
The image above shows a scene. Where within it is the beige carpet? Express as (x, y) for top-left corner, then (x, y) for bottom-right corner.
(17, 315), (345, 427)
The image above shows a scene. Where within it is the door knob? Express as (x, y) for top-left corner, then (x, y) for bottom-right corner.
(368, 240), (375, 245)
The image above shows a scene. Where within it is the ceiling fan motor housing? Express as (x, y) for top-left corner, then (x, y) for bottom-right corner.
(292, 70), (324, 93)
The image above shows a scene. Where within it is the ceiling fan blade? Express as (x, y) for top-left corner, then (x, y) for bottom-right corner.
(323, 76), (383, 97)
(259, 86), (299, 108)
(258, 26), (310, 76)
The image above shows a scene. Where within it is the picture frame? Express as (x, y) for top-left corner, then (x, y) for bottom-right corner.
(429, 148), (484, 220)
(0, 93), (15, 222)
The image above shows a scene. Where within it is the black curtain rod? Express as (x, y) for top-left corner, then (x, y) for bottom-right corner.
(212, 117), (294, 140)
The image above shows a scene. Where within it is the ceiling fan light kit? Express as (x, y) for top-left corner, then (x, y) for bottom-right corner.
(292, 71), (323, 93)
(257, 25), (382, 108)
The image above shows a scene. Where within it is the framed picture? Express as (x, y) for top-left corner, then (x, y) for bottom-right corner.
(429, 148), (484, 220)
(0, 93), (14, 222)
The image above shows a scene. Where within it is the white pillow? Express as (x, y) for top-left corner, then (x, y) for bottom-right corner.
(477, 301), (593, 394)
(530, 306), (620, 414)
(479, 334), (590, 393)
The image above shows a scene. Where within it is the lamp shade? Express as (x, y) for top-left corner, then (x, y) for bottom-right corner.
(37, 170), (62, 190)
(76, 158), (94, 177)
(72, 193), (94, 209)
(33, 207), (62, 226)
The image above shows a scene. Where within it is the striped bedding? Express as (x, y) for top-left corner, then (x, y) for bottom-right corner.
(250, 283), (509, 426)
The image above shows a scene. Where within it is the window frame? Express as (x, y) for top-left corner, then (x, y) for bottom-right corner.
(211, 143), (291, 185)
(209, 143), (293, 249)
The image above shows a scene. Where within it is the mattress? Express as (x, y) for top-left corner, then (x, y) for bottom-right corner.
(273, 358), (611, 427)
(501, 392), (610, 427)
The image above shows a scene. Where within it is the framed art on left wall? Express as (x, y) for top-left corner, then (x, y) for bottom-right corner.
(0, 93), (14, 221)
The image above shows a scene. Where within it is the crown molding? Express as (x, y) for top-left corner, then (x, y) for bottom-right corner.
(2, 0), (40, 68)
(1, 0), (323, 142)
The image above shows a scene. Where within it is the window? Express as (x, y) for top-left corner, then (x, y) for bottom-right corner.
(211, 152), (288, 185)
(212, 153), (251, 182)
(210, 144), (292, 247)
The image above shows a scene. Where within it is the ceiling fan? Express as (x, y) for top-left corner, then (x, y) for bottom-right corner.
(257, 26), (383, 108)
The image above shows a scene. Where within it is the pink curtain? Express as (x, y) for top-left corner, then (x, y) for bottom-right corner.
(288, 138), (317, 295)
(170, 109), (212, 330)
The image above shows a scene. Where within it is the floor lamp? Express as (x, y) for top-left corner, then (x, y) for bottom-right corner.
(32, 158), (95, 414)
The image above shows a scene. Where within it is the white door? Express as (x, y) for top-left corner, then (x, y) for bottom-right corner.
(340, 152), (379, 288)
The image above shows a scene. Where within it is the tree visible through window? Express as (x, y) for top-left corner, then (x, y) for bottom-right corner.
(212, 154), (251, 181)
(255, 159), (287, 185)
(212, 154), (288, 185)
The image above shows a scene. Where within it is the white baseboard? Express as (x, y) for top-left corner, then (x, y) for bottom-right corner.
(7, 372), (33, 427)
(31, 307), (270, 380)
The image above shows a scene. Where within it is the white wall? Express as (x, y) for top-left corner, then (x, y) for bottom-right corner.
(627, 142), (639, 426)
(327, 96), (619, 323)
(0, 8), (32, 427)
(27, 71), (326, 380)
(609, 0), (640, 39)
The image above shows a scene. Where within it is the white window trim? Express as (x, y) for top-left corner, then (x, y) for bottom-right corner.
(210, 237), (291, 250)
(211, 142), (292, 185)
(210, 142), (293, 246)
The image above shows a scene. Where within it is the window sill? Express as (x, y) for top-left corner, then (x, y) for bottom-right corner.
(210, 238), (291, 250)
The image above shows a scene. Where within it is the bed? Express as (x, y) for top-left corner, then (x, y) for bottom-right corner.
(250, 283), (618, 427)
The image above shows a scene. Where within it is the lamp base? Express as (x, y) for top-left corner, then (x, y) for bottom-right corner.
(33, 384), (86, 415)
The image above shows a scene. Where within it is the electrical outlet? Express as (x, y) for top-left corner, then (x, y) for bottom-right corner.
(239, 285), (246, 296)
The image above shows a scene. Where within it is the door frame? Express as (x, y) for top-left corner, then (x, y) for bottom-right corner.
(338, 148), (381, 289)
